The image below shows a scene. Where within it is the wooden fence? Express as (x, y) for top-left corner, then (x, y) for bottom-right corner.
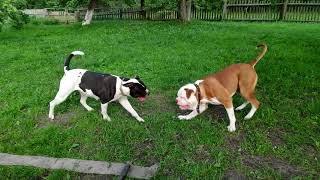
(221, 0), (320, 22)
(24, 8), (79, 22)
(79, 8), (178, 21)
(24, 0), (320, 22)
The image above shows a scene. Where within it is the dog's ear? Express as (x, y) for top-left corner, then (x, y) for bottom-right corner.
(135, 75), (140, 80)
(184, 88), (194, 99)
(123, 83), (134, 88)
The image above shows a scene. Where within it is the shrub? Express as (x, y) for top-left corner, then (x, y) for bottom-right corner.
(0, 0), (29, 30)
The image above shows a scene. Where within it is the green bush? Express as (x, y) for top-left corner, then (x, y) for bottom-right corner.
(0, 0), (29, 30)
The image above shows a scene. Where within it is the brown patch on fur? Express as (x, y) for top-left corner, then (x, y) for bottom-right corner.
(184, 88), (194, 99)
(197, 44), (267, 110)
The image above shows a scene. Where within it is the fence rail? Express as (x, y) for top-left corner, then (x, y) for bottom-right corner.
(78, 8), (178, 21)
(24, 0), (320, 22)
(223, 0), (320, 22)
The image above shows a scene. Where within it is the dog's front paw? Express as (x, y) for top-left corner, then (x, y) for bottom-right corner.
(178, 115), (189, 120)
(48, 114), (54, 120)
(87, 107), (94, 112)
(235, 106), (242, 111)
(244, 114), (253, 120)
(227, 125), (236, 132)
(103, 115), (111, 122)
(136, 117), (145, 122)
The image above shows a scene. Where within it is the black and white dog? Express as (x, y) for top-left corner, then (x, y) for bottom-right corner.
(48, 51), (149, 122)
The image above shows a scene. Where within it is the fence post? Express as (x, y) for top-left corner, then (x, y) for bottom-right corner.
(64, 8), (69, 23)
(120, 9), (123, 19)
(279, 0), (288, 20)
(140, 0), (146, 19)
(75, 10), (80, 22)
(222, 0), (228, 20)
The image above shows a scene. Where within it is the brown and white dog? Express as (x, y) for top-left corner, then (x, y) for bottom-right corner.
(176, 43), (267, 132)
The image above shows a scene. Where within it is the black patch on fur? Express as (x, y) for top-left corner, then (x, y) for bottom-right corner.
(120, 77), (130, 81)
(79, 71), (117, 104)
(64, 54), (74, 71)
(123, 81), (147, 98)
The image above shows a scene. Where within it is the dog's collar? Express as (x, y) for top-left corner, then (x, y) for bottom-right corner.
(194, 83), (201, 113)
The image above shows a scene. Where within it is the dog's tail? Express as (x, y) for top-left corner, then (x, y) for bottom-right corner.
(249, 43), (267, 68)
(64, 51), (84, 72)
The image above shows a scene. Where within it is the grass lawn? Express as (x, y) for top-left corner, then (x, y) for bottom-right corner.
(0, 20), (319, 179)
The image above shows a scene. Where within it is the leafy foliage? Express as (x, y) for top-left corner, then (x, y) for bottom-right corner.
(19, 0), (225, 9)
(0, 0), (29, 30)
(194, 0), (223, 10)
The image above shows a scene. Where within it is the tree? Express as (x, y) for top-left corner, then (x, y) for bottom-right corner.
(82, 0), (97, 25)
(178, 0), (191, 22)
(0, 0), (29, 30)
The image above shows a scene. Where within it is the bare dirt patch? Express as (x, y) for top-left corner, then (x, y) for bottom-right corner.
(211, 105), (227, 119)
(139, 93), (176, 116)
(37, 110), (79, 128)
(225, 132), (245, 153)
(267, 128), (285, 147)
(242, 155), (306, 178)
(133, 138), (158, 166)
(223, 170), (246, 180)
(301, 145), (319, 159)
(224, 131), (305, 178)
(192, 145), (214, 164)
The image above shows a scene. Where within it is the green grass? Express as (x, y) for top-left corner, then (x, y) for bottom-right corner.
(0, 20), (319, 179)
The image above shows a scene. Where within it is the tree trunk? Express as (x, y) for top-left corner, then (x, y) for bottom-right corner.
(82, 0), (97, 25)
(178, 0), (191, 22)
(186, 0), (191, 21)
(140, 0), (146, 19)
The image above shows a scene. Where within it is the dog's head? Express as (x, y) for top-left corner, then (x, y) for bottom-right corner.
(176, 84), (198, 110)
(122, 76), (149, 102)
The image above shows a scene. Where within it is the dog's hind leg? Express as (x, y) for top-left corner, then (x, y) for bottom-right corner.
(239, 73), (260, 119)
(49, 88), (74, 120)
(235, 101), (249, 111)
(79, 92), (94, 111)
(239, 83), (260, 119)
(243, 94), (260, 119)
(49, 77), (76, 120)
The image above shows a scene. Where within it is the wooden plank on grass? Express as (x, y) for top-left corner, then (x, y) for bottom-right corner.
(0, 153), (159, 179)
